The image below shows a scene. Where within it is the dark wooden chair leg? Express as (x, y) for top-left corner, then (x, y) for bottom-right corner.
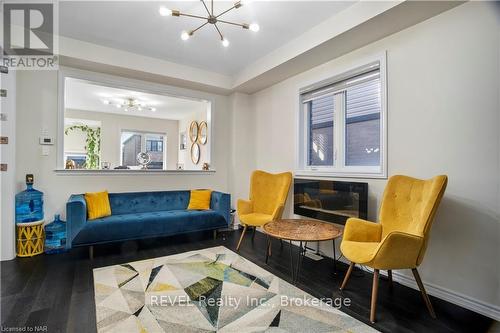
(89, 245), (94, 260)
(370, 269), (380, 323)
(236, 225), (247, 251)
(412, 268), (437, 319)
(388, 269), (393, 285)
(251, 226), (256, 240)
(265, 236), (272, 264)
(213, 229), (217, 240)
(340, 262), (355, 290)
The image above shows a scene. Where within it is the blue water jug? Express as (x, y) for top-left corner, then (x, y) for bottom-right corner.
(45, 214), (67, 254)
(15, 174), (44, 223)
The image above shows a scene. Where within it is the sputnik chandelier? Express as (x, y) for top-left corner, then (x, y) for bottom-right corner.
(159, 0), (259, 47)
(103, 98), (156, 112)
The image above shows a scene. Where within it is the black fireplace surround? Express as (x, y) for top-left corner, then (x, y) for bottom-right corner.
(293, 178), (368, 225)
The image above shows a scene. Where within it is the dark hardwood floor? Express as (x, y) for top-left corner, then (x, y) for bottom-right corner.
(1, 230), (494, 333)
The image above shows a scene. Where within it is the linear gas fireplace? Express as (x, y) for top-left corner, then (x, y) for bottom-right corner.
(294, 178), (368, 225)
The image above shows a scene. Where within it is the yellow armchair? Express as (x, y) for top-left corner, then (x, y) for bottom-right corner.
(340, 175), (448, 323)
(236, 170), (292, 251)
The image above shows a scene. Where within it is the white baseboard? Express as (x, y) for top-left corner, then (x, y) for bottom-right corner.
(256, 229), (500, 321)
(323, 253), (500, 321)
(391, 270), (500, 322)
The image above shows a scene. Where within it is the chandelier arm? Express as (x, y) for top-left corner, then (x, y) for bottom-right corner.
(191, 21), (209, 34)
(178, 12), (208, 20)
(216, 4), (238, 18)
(217, 19), (248, 28)
(213, 23), (224, 40)
(200, 0), (211, 16)
(211, 0), (214, 15)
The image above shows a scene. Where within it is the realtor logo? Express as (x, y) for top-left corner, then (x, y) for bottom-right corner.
(2, 2), (58, 69)
(3, 3), (53, 55)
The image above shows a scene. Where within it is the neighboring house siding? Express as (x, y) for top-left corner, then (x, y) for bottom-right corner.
(122, 134), (141, 166)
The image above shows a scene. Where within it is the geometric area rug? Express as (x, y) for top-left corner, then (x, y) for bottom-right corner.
(93, 246), (377, 332)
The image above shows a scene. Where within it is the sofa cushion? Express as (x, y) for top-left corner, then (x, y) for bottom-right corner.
(85, 191), (111, 220)
(188, 190), (212, 210)
(108, 191), (190, 215)
(72, 210), (226, 245)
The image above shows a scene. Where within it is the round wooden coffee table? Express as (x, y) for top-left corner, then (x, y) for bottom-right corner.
(263, 219), (343, 283)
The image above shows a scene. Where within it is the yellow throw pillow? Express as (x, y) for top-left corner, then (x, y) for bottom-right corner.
(188, 190), (212, 210)
(85, 191), (112, 220)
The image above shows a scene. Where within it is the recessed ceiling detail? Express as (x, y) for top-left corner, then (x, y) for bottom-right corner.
(59, 1), (354, 75)
(159, 0), (259, 47)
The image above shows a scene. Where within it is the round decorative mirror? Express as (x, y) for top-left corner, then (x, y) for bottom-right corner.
(189, 121), (199, 142)
(190, 142), (200, 164)
(198, 121), (208, 145)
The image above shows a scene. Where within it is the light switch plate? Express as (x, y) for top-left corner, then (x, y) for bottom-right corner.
(39, 136), (54, 145)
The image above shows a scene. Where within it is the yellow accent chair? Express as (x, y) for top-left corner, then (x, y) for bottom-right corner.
(339, 175), (448, 323)
(236, 170), (292, 251)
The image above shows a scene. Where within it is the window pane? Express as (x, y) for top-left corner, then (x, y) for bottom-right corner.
(121, 132), (142, 167)
(345, 75), (381, 166)
(121, 132), (165, 169)
(308, 95), (334, 166)
(145, 134), (164, 169)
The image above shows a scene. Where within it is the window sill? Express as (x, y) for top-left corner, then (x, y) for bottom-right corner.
(295, 169), (387, 180)
(54, 169), (216, 175)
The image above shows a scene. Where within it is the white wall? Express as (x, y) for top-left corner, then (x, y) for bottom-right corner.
(249, 2), (500, 317)
(15, 70), (231, 224)
(0, 70), (16, 260)
(65, 109), (179, 170)
(228, 93), (256, 217)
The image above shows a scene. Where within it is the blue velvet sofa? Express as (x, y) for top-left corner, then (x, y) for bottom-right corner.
(66, 190), (230, 251)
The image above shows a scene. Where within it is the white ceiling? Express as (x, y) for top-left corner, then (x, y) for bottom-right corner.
(65, 78), (207, 120)
(59, 1), (355, 76)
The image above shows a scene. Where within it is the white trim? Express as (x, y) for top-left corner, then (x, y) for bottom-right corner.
(391, 270), (500, 321)
(296, 52), (388, 179)
(258, 229), (500, 321)
(331, 253), (500, 321)
(57, 67), (216, 171)
(295, 170), (388, 180)
(54, 169), (215, 176)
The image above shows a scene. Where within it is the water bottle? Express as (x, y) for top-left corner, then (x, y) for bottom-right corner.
(15, 174), (44, 223)
(44, 214), (67, 254)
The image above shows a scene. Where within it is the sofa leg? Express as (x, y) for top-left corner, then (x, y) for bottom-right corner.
(89, 245), (94, 260)
(213, 230), (217, 240)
